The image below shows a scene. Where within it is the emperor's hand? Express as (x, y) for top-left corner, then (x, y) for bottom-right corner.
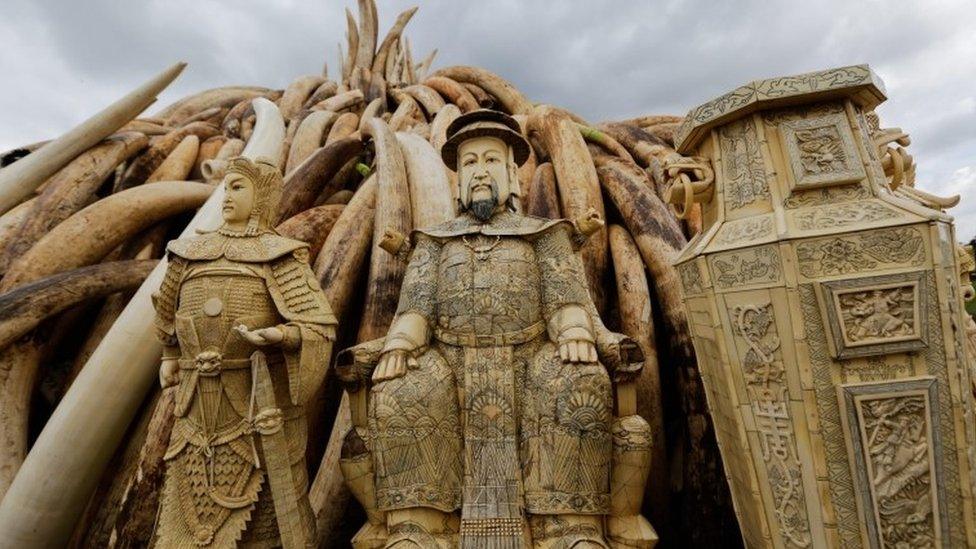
(234, 325), (284, 347)
(373, 349), (418, 382)
(159, 358), (179, 388)
(558, 326), (598, 363)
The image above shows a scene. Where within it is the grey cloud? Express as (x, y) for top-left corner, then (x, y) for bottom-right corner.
(1, 0), (973, 235)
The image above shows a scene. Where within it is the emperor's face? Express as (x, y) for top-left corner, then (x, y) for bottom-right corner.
(222, 173), (255, 226)
(457, 136), (513, 221)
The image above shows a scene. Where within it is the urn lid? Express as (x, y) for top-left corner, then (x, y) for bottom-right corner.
(674, 64), (887, 154)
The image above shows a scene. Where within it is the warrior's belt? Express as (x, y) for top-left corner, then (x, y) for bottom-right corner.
(434, 320), (545, 347)
(250, 351), (306, 549)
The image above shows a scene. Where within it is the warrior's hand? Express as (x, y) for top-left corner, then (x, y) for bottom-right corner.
(558, 327), (598, 364)
(159, 358), (180, 388)
(373, 349), (418, 382)
(234, 325), (284, 346)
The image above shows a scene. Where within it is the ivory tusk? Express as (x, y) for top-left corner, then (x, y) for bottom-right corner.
(0, 181), (212, 291)
(431, 65), (533, 114)
(396, 131), (454, 228)
(0, 62), (185, 215)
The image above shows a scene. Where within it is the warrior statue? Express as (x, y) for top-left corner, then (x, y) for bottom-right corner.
(152, 155), (337, 548)
(338, 110), (656, 548)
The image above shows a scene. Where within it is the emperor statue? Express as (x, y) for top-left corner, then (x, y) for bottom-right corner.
(152, 156), (337, 548)
(338, 110), (656, 548)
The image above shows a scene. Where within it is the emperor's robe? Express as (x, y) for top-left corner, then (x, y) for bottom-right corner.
(368, 211), (614, 540)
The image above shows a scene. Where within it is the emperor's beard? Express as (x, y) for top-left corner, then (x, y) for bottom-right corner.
(466, 177), (500, 222)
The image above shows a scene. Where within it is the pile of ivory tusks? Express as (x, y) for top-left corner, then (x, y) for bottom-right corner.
(0, 0), (712, 545)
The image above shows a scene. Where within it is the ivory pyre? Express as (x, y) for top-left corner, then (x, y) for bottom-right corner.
(666, 65), (976, 548)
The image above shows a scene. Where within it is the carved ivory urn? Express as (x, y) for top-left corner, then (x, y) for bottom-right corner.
(666, 65), (976, 548)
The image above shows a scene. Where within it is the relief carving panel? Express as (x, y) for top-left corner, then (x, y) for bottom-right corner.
(840, 377), (949, 549)
(719, 116), (770, 211)
(795, 226), (926, 278)
(714, 215), (774, 247)
(793, 200), (901, 231)
(677, 261), (704, 295)
(764, 103), (874, 209)
(708, 245), (782, 290)
(780, 113), (865, 189)
(819, 271), (928, 359)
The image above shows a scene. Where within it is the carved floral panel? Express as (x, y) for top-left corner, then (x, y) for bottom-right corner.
(840, 377), (949, 549)
(708, 245), (782, 290)
(780, 112), (865, 190)
(819, 271), (928, 359)
(795, 226), (927, 278)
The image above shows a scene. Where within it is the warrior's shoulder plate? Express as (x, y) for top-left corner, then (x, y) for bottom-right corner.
(266, 249), (337, 327)
(167, 231), (307, 263)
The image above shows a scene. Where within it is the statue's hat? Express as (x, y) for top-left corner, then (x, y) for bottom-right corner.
(441, 109), (531, 169)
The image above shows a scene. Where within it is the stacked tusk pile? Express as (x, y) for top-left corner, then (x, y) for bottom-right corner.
(10, 2), (940, 547)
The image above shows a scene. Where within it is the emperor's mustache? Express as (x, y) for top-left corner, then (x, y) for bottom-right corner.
(464, 175), (500, 221)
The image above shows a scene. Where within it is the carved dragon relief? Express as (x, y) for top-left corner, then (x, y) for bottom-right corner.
(792, 200), (902, 232)
(780, 114), (863, 189)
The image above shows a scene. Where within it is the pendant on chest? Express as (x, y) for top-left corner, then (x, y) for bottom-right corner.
(462, 235), (502, 261)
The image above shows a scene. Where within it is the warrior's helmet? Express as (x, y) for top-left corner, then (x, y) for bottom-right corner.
(223, 156), (283, 236)
(441, 109), (531, 212)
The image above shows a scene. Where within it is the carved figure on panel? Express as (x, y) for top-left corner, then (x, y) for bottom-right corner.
(841, 378), (946, 549)
(841, 288), (915, 342)
(151, 156), (337, 548)
(338, 110), (654, 548)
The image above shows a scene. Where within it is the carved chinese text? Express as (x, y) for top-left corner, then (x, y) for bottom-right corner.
(731, 303), (812, 548)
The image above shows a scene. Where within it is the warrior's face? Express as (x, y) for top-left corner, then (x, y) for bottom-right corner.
(222, 173), (256, 227)
(457, 136), (515, 221)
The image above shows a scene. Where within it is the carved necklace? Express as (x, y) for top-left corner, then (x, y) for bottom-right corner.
(462, 235), (501, 261)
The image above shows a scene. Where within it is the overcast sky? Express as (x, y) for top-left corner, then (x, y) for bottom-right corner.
(1, 0), (973, 238)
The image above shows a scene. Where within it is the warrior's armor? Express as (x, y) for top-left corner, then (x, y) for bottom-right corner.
(152, 158), (336, 548)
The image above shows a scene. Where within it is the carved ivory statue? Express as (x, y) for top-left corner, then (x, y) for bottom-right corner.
(152, 156), (336, 547)
(337, 110), (656, 548)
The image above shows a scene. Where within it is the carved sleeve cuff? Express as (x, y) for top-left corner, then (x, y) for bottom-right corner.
(547, 304), (595, 343)
(276, 323), (303, 350)
(161, 344), (180, 360)
(382, 312), (430, 353)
